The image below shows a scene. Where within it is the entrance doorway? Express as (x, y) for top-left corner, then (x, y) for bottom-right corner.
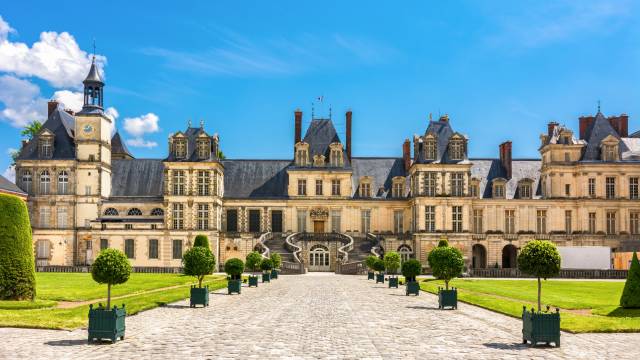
(309, 244), (330, 271)
(502, 244), (518, 268)
(472, 244), (487, 268)
(314, 221), (325, 233)
(271, 210), (283, 233)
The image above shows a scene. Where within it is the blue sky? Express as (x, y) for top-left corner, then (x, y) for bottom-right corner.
(1, 1), (639, 180)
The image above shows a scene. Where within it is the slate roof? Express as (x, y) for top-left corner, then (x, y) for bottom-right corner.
(470, 159), (541, 199)
(111, 159), (164, 198)
(351, 157), (407, 198)
(417, 119), (469, 164)
(17, 107), (76, 160)
(621, 138), (640, 161)
(0, 174), (26, 196)
(165, 127), (219, 162)
(301, 119), (349, 167)
(222, 160), (290, 199)
(581, 112), (620, 161)
(111, 132), (134, 159)
(544, 124), (583, 146)
(83, 58), (103, 84)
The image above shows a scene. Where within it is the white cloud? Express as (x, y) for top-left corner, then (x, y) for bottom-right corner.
(0, 16), (15, 42)
(2, 165), (15, 183)
(0, 75), (47, 127)
(123, 113), (159, 137)
(52, 90), (83, 112)
(126, 137), (158, 148)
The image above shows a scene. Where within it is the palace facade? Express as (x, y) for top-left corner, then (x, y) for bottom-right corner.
(14, 59), (640, 271)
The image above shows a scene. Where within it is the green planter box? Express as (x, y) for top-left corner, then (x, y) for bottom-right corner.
(248, 275), (259, 287)
(388, 277), (399, 288)
(262, 272), (271, 283)
(367, 272), (375, 280)
(406, 281), (420, 296)
(438, 287), (457, 309)
(88, 304), (126, 343)
(190, 285), (209, 307)
(376, 273), (385, 284)
(271, 269), (279, 279)
(522, 307), (561, 347)
(228, 279), (242, 295)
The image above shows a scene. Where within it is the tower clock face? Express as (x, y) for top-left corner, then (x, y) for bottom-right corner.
(83, 124), (94, 134)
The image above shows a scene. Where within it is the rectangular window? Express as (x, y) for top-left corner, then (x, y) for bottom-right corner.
(297, 210), (307, 232)
(36, 240), (50, 259)
(588, 212), (596, 234)
(565, 210), (572, 234)
(148, 239), (159, 259)
(172, 203), (184, 230)
(57, 207), (67, 229)
(85, 185), (91, 196)
(392, 182), (403, 198)
(588, 178), (596, 197)
(505, 210), (515, 234)
(470, 184), (478, 198)
(226, 209), (238, 232)
(248, 210), (261, 233)
(173, 171), (185, 195)
(197, 171), (210, 196)
(452, 206), (463, 232)
(630, 177), (639, 200)
(125, 224), (133, 230)
(606, 211), (617, 235)
(494, 184), (504, 198)
(297, 179), (307, 196)
(40, 207), (50, 228)
(606, 177), (616, 199)
(536, 210), (547, 234)
(315, 179), (323, 195)
(360, 183), (371, 197)
(520, 184), (531, 199)
(361, 209), (371, 234)
(565, 184), (571, 197)
(630, 212), (640, 235)
(424, 172), (437, 196)
(124, 239), (135, 259)
(331, 210), (341, 232)
(172, 239), (182, 259)
(197, 204), (209, 230)
(473, 209), (483, 233)
(451, 172), (464, 197)
(425, 206), (435, 232)
(271, 210), (283, 233)
(394, 210), (404, 234)
(100, 238), (108, 250)
(332, 179), (341, 196)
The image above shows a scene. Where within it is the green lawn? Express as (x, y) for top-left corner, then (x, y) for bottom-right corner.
(0, 273), (227, 330)
(419, 279), (640, 333)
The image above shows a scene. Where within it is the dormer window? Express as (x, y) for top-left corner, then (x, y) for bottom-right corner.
(295, 142), (310, 166)
(469, 178), (480, 198)
(519, 180), (532, 199)
(197, 139), (210, 160)
(329, 143), (344, 167)
(449, 138), (464, 160)
(174, 139), (187, 159)
(359, 177), (372, 197)
(602, 144), (617, 161)
(424, 138), (437, 160)
(313, 155), (325, 167)
(39, 137), (53, 158)
(492, 179), (506, 199)
(392, 177), (404, 198)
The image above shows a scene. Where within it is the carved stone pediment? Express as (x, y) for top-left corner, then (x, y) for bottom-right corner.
(310, 208), (329, 220)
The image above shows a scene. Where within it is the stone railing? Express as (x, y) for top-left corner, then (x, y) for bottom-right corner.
(37, 266), (183, 274)
(337, 233), (354, 263)
(285, 232), (303, 263)
(335, 260), (366, 275)
(468, 268), (628, 279)
(256, 231), (273, 258)
(280, 261), (305, 274)
(368, 233), (382, 257)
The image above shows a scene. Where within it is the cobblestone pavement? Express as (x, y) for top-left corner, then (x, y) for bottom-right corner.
(0, 273), (637, 359)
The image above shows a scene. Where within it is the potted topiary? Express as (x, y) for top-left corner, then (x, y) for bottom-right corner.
(365, 255), (377, 280)
(384, 252), (401, 288)
(193, 234), (210, 248)
(260, 258), (273, 283)
(88, 248), (131, 343)
(224, 258), (244, 295)
(182, 246), (215, 308)
(620, 251), (640, 308)
(270, 253), (281, 280)
(518, 240), (561, 347)
(428, 244), (464, 310)
(0, 194), (35, 301)
(245, 251), (262, 287)
(402, 259), (422, 296)
(373, 258), (385, 284)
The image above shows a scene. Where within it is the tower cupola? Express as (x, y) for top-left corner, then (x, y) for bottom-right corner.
(82, 56), (104, 111)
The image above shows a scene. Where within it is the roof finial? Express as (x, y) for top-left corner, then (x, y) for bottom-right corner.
(188, 119), (192, 128)
(429, 113), (432, 121)
(329, 105), (332, 120)
(597, 100), (601, 113)
(311, 103), (315, 119)
(92, 38), (96, 62)
(200, 119), (204, 128)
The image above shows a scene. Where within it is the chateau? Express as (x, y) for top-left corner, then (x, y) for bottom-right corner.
(14, 59), (640, 272)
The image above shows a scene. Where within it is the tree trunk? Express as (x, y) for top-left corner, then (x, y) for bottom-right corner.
(445, 280), (449, 290)
(198, 276), (203, 288)
(107, 283), (111, 309)
(537, 277), (541, 312)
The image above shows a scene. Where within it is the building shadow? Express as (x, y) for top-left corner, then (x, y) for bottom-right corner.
(483, 342), (529, 350)
(161, 304), (190, 309)
(405, 305), (439, 311)
(45, 339), (92, 346)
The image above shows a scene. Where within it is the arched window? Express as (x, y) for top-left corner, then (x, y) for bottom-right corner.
(398, 244), (413, 262)
(150, 208), (164, 216)
(309, 245), (330, 269)
(58, 171), (69, 195)
(21, 170), (32, 193)
(127, 208), (143, 216)
(103, 208), (119, 216)
(40, 170), (51, 194)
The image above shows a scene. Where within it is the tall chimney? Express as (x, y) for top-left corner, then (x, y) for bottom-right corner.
(294, 109), (302, 144)
(608, 114), (629, 137)
(402, 139), (411, 171)
(48, 100), (59, 117)
(499, 141), (512, 179)
(345, 110), (352, 160)
(579, 116), (595, 140)
(547, 121), (559, 137)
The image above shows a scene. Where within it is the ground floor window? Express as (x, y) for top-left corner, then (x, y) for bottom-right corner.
(100, 238), (108, 250)
(125, 239), (135, 259)
(398, 244), (412, 262)
(249, 210), (261, 233)
(297, 210), (307, 232)
(394, 210), (404, 234)
(271, 210), (283, 232)
(226, 209), (238, 232)
(361, 209), (371, 234)
(149, 239), (159, 259)
(631, 212), (640, 235)
(310, 245), (330, 267)
(331, 210), (341, 233)
(36, 240), (50, 259)
(172, 239), (183, 259)
(606, 211), (617, 235)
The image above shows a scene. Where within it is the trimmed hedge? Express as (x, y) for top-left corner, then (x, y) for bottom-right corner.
(224, 258), (245, 280)
(383, 252), (401, 275)
(183, 246), (215, 288)
(270, 253), (282, 269)
(0, 194), (36, 300)
(260, 258), (274, 271)
(246, 251), (262, 272)
(401, 259), (422, 282)
(620, 252), (640, 308)
(193, 235), (210, 249)
(91, 248), (131, 308)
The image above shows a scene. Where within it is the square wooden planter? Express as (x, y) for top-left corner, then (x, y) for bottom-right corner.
(262, 272), (271, 283)
(88, 304), (126, 343)
(271, 269), (279, 279)
(367, 272), (375, 280)
(388, 277), (399, 288)
(375, 273), (385, 284)
(248, 275), (259, 287)
(438, 287), (457, 309)
(228, 279), (242, 295)
(190, 285), (209, 307)
(406, 281), (420, 296)
(522, 307), (561, 347)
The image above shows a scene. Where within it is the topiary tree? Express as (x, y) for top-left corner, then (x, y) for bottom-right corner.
(91, 248), (131, 309)
(384, 251), (401, 275)
(372, 258), (385, 273)
(260, 258), (274, 272)
(182, 246), (215, 288)
(193, 235), (209, 249)
(224, 258), (245, 280)
(620, 252), (640, 308)
(402, 259), (422, 283)
(437, 238), (449, 248)
(517, 240), (561, 312)
(428, 246), (464, 290)
(0, 194), (36, 300)
(365, 255), (378, 271)
(270, 252), (282, 270)
(246, 251), (262, 274)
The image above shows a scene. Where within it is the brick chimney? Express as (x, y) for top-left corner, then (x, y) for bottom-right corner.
(608, 114), (629, 137)
(499, 141), (512, 179)
(547, 122), (559, 137)
(64, 109), (75, 116)
(294, 109), (302, 144)
(345, 110), (352, 160)
(579, 116), (595, 140)
(48, 100), (59, 117)
(402, 139), (411, 171)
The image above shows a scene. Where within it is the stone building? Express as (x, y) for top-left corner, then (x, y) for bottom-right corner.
(13, 59), (640, 271)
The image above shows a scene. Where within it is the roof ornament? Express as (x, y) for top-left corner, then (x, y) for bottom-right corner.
(329, 106), (332, 120)
(200, 119), (204, 128)
(188, 119), (192, 128)
(597, 100), (601, 113)
(429, 113), (432, 121)
(311, 103), (315, 119)
(92, 38), (96, 61)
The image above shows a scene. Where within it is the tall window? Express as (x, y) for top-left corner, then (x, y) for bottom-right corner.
(588, 212), (596, 234)
(248, 210), (261, 232)
(197, 204), (209, 230)
(174, 139), (187, 158)
(197, 171), (210, 196)
(470, 183), (479, 198)
(452, 206), (463, 232)
(330, 149), (342, 167)
(172, 239), (182, 259)
(425, 206), (435, 232)
(393, 182), (403, 198)
(148, 239), (159, 259)
(425, 139), (436, 160)
(630, 212), (640, 235)
(519, 183), (531, 199)
(606, 177), (616, 199)
(473, 209), (483, 233)
(493, 183), (505, 198)
(505, 210), (515, 234)
(394, 210), (404, 234)
(588, 178), (596, 197)
(226, 209), (238, 232)
(332, 179), (341, 196)
(449, 139), (464, 160)
(360, 183), (371, 197)
(197, 139), (209, 159)
(606, 211), (617, 235)
(125, 239), (135, 259)
(361, 209), (371, 234)
(424, 172), (437, 196)
(36, 240), (50, 260)
(296, 149), (308, 166)
(39, 137), (52, 158)
(565, 210), (572, 234)
(40, 206), (50, 228)
(331, 210), (341, 232)
(297, 210), (307, 232)
(297, 179), (307, 196)
(57, 171), (69, 195)
(315, 179), (323, 195)
(536, 210), (547, 234)
(40, 170), (51, 195)
(603, 145), (616, 161)
(100, 238), (109, 250)
(629, 177), (639, 200)
(173, 170), (186, 195)
(22, 170), (32, 193)
(57, 207), (67, 229)
(172, 203), (184, 230)
(565, 184), (571, 197)
(451, 173), (464, 196)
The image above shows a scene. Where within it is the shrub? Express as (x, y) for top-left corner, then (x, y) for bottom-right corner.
(620, 252), (640, 308)
(437, 238), (449, 247)
(517, 240), (561, 312)
(182, 246), (215, 288)
(427, 246), (464, 290)
(383, 252), (401, 275)
(0, 194), (35, 300)
(224, 258), (245, 280)
(365, 255), (378, 271)
(91, 249), (131, 309)
(372, 258), (385, 272)
(270, 253), (282, 269)
(246, 251), (263, 273)
(193, 235), (209, 249)
(260, 258), (274, 272)
(401, 259), (422, 282)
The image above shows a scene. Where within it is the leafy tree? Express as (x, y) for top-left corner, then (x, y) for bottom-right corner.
(0, 194), (36, 300)
(246, 251), (263, 273)
(620, 252), (640, 308)
(365, 255), (378, 271)
(217, 150), (226, 159)
(193, 235), (209, 249)
(270, 252), (282, 269)
(383, 251), (401, 275)
(517, 240), (561, 312)
(91, 249), (131, 309)
(260, 258), (274, 272)
(21, 120), (42, 140)
(428, 246), (464, 290)
(372, 258), (385, 273)
(10, 150), (19, 166)
(224, 258), (245, 280)
(182, 246), (215, 288)
(401, 259), (422, 283)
